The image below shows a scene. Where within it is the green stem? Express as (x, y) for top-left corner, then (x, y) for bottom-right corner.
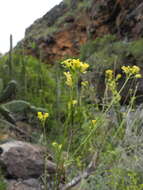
(73, 76), (131, 157)
(8, 34), (13, 78)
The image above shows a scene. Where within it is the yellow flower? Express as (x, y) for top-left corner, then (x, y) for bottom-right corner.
(121, 65), (141, 77)
(91, 120), (96, 125)
(135, 74), (142, 78)
(43, 113), (49, 119)
(61, 59), (72, 68)
(37, 112), (49, 122)
(37, 112), (43, 120)
(66, 62), (72, 68)
(68, 99), (77, 109)
(116, 74), (122, 80)
(121, 66), (129, 74)
(64, 72), (73, 87)
(72, 100), (77, 105)
(62, 59), (89, 73)
(132, 65), (140, 73)
(105, 69), (121, 103)
(106, 69), (113, 75)
(80, 63), (89, 73)
(105, 69), (113, 80)
(71, 59), (81, 70)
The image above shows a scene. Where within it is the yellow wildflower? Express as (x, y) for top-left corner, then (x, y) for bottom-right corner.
(121, 65), (141, 77)
(72, 100), (78, 105)
(132, 65), (140, 73)
(62, 59), (72, 68)
(116, 74), (122, 80)
(62, 58), (89, 73)
(71, 59), (81, 70)
(105, 69), (113, 75)
(105, 69), (121, 103)
(135, 74), (142, 78)
(121, 66), (129, 74)
(80, 63), (89, 73)
(64, 72), (73, 87)
(68, 99), (77, 109)
(37, 112), (43, 120)
(92, 120), (96, 125)
(66, 62), (72, 68)
(37, 112), (49, 122)
(44, 113), (49, 119)
(105, 69), (113, 80)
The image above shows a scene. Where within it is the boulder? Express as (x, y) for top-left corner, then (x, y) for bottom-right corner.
(0, 141), (56, 180)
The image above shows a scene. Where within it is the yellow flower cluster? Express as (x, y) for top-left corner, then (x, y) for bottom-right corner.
(68, 99), (77, 109)
(37, 112), (49, 122)
(105, 69), (121, 103)
(105, 70), (122, 81)
(62, 59), (89, 73)
(91, 120), (96, 125)
(121, 65), (142, 78)
(64, 72), (73, 87)
(105, 70), (114, 81)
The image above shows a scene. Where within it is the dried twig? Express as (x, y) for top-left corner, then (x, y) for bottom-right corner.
(60, 152), (99, 190)
(127, 2), (143, 19)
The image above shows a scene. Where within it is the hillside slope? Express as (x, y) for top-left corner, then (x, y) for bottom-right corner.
(19, 0), (143, 64)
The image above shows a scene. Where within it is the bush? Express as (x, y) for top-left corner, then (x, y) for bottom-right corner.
(80, 35), (143, 72)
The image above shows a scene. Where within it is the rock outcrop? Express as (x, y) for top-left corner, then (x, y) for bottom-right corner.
(18, 0), (143, 64)
(14, 0), (143, 104)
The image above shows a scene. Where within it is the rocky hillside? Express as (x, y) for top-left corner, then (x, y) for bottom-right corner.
(19, 0), (143, 64)
(1, 1), (143, 189)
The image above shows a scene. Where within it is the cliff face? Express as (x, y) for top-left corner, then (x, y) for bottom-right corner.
(21, 0), (143, 64)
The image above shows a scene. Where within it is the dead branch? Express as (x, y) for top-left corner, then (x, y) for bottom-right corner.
(60, 152), (99, 190)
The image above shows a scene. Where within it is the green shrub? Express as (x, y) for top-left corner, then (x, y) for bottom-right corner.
(77, 0), (94, 11)
(0, 179), (7, 190)
(80, 35), (143, 72)
(0, 172), (7, 190)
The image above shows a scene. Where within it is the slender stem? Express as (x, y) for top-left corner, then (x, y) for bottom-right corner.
(8, 34), (13, 78)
